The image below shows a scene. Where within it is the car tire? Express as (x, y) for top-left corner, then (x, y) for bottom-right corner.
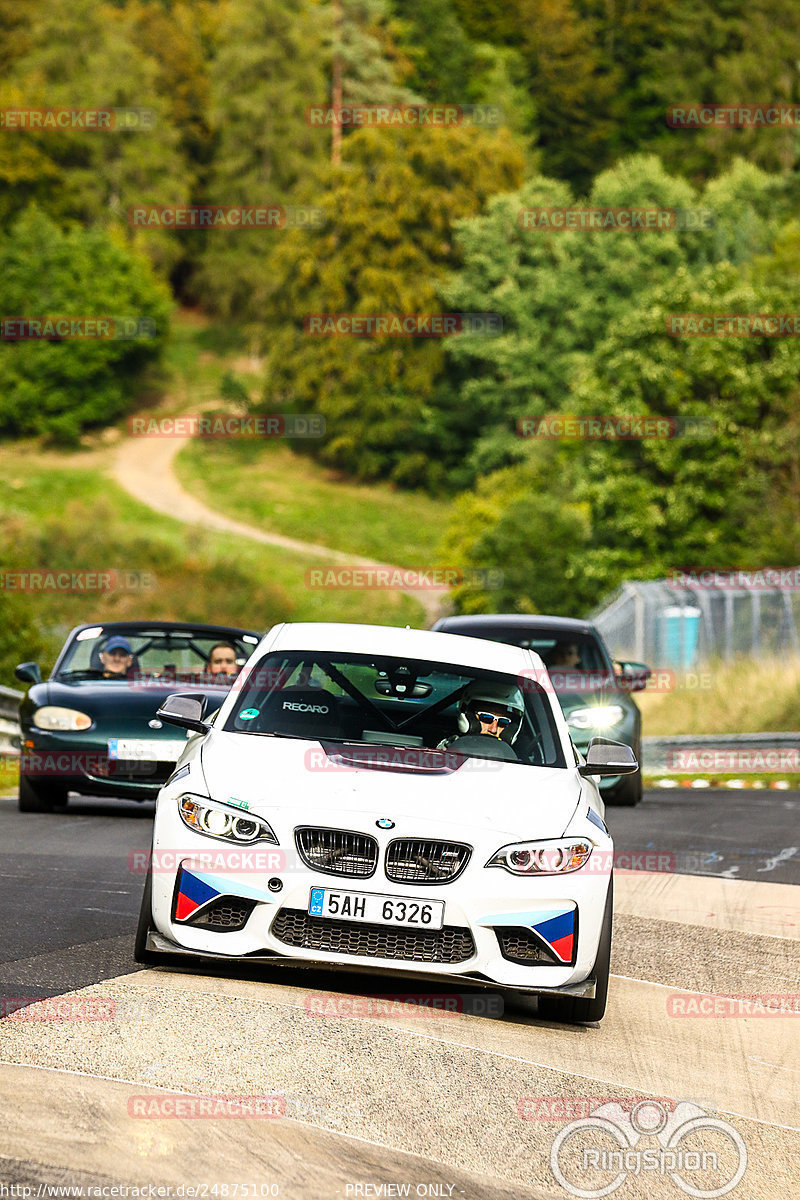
(18, 774), (68, 813)
(134, 862), (162, 964)
(537, 878), (613, 1024)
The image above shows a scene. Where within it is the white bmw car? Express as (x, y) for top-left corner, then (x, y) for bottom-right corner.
(135, 623), (636, 1022)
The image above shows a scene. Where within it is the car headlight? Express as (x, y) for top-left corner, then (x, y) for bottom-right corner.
(567, 705), (625, 731)
(178, 795), (278, 844)
(33, 706), (92, 731)
(486, 839), (593, 875)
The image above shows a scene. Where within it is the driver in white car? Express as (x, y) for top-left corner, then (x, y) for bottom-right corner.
(438, 682), (524, 748)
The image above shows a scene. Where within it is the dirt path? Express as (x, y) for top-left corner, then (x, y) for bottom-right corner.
(111, 432), (444, 624)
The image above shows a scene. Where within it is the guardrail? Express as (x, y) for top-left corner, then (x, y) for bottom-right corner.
(0, 685), (22, 756)
(642, 732), (800, 774)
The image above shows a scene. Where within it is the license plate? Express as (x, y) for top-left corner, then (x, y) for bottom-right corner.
(107, 738), (187, 762)
(308, 888), (444, 930)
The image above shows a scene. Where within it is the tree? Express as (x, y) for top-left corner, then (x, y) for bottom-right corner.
(0, 207), (172, 442)
(0, 0), (189, 275)
(197, 0), (330, 319)
(253, 122), (525, 488)
(441, 154), (789, 483)
(440, 257), (800, 613)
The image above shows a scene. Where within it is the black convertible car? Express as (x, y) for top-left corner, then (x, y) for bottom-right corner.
(14, 620), (260, 811)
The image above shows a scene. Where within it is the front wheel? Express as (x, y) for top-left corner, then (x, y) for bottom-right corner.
(18, 774), (68, 813)
(134, 864), (162, 964)
(537, 879), (613, 1024)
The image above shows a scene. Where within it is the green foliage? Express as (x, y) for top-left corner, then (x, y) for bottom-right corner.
(442, 154), (788, 481)
(442, 255), (800, 614)
(0, 0), (189, 275)
(196, 0), (329, 320)
(254, 122), (525, 488)
(0, 207), (171, 442)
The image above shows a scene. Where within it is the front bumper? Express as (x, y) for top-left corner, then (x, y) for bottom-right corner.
(149, 810), (612, 995)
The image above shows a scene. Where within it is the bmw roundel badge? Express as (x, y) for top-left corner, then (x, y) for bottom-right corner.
(376, 817), (395, 829)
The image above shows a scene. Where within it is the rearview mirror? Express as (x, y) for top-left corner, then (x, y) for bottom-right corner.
(374, 679), (432, 698)
(15, 662), (42, 685)
(156, 692), (210, 733)
(578, 738), (638, 777)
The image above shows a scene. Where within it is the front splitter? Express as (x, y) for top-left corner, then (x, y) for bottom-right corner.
(144, 931), (597, 998)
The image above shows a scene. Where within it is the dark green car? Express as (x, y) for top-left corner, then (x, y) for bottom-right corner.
(15, 620), (260, 812)
(431, 614), (650, 806)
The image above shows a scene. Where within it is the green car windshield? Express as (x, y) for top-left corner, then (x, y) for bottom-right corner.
(56, 626), (257, 683)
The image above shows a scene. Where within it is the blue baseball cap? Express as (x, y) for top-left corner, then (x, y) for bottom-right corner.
(104, 635), (132, 653)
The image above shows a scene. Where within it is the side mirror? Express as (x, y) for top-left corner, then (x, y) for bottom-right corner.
(156, 692), (210, 734)
(578, 738), (638, 777)
(614, 661), (651, 693)
(15, 662), (42, 685)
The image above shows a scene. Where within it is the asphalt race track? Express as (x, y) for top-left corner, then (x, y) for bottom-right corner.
(1, 787), (798, 1198)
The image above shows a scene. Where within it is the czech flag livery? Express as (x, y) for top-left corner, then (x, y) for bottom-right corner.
(478, 903), (577, 964)
(173, 866), (219, 921)
(531, 906), (576, 963)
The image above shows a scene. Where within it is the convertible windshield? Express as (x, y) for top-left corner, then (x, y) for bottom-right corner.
(224, 651), (566, 768)
(55, 626), (256, 683)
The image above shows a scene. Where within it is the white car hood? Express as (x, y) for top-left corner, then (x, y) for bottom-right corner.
(199, 732), (582, 840)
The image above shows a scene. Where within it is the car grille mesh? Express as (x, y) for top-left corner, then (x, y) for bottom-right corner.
(188, 899), (257, 931)
(385, 839), (471, 884)
(295, 827), (378, 878)
(271, 909), (475, 964)
(496, 928), (561, 965)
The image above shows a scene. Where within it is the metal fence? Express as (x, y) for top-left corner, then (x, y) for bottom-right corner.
(0, 685), (22, 756)
(592, 575), (800, 665)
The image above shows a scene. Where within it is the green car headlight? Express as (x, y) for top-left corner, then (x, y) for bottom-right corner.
(33, 706), (93, 731)
(567, 705), (625, 731)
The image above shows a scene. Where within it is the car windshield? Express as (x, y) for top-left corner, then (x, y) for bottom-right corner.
(55, 626), (257, 684)
(448, 625), (610, 671)
(223, 651), (566, 768)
